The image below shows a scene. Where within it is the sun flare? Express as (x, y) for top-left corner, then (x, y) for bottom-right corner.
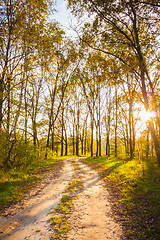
(139, 108), (156, 123)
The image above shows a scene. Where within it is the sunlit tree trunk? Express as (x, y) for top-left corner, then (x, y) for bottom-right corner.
(46, 73), (59, 153)
(129, 99), (133, 158)
(84, 121), (87, 155)
(0, 28), (12, 132)
(96, 122), (99, 157)
(140, 68), (160, 164)
(24, 79), (28, 144)
(146, 125), (149, 157)
(64, 125), (67, 156)
(32, 120), (37, 146)
(7, 77), (11, 138)
(125, 122), (129, 155)
(115, 87), (118, 157)
(91, 115), (94, 157)
(61, 105), (64, 156)
(72, 100), (76, 155)
(76, 100), (79, 156)
(131, 6), (160, 164)
(80, 129), (84, 155)
(73, 124), (75, 155)
(98, 85), (101, 156)
(4, 79), (25, 165)
(0, 78), (3, 132)
(81, 137), (84, 155)
(52, 126), (54, 152)
(106, 89), (111, 156)
(132, 117), (135, 154)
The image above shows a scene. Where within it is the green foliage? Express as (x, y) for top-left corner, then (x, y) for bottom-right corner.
(55, 203), (71, 214)
(83, 155), (160, 239)
(57, 225), (70, 233)
(0, 153), (64, 210)
(66, 178), (83, 192)
(47, 216), (66, 226)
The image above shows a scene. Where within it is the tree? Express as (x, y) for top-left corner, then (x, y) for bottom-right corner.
(67, 0), (160, 164)
(105, 86), (112, 156)
(0, 0), (61, 164)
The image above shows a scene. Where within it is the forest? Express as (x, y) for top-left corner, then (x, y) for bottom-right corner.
(0, 0), (160, 239)
(0, 0), (160, 166)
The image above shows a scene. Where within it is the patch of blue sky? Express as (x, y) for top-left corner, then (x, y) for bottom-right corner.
(53, 0), (78, 39)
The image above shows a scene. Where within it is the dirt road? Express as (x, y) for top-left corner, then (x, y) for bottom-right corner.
(0, 158), (123, 240)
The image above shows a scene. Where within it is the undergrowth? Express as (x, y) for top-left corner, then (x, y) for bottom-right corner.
(83, 155), (160, 240)
(0, 155), (74, 211)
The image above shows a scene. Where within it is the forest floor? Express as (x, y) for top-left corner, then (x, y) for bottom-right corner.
(0, 158), (125, 240)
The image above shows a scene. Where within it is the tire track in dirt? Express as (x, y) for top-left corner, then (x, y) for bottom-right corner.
(0, 158), (124, 240)
(68, 158), (123, 240)
(0, 159), (74, 240)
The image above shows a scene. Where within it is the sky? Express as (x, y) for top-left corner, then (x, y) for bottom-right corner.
(53, 0), (77, 38)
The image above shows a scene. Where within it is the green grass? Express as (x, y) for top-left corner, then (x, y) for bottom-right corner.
(0, 156), (71, 211)
(66, 178), (83, 192)
(47, 216), (67, 226)
(55, 203), (71, 214)
(83, 155), (160, 239)
(48, 159), (83, 239)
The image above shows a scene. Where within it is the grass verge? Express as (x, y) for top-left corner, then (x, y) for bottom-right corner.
(83, 155), (160, 240)
(0, 156), (74, 212)
(48, 159), (83, 239)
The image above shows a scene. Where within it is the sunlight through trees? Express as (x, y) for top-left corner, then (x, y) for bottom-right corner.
(0, 0), (160, 166)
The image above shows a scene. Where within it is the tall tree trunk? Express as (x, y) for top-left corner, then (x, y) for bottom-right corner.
(115, 87), (118, 157)
(65, 139), (67, 156)
(24, 80), (28, 144)
(0, 28), (12, 132)
(7, 77), (11, 138)
(149, 121), (160, 162)
(146, 125), (149, 157)
(73, 104), (76, 155)
(52, 124), (55, 151)
(46, 102), (53, 149)
(4, 79), (25, 165)
(64, 126), (67, 156)
(140, 69), (160, 164)
(0, 78), (3, 132)
(84, 122), (87, 155)
(91, 115), (94, 157)
(131, 7), (160, 164)
(33, 120), (37, 146)
(81, 137), (84, 155)
(73, 123), (75, 155)
(61, 108), (64, 156)
(81, 128), (84, 155)
(106, 89), (111, 156)
(46, 73), (59, 153)
(98, 86), (101, 156)
(132, 117), (135, 154)
(76, 100), (79, 156)
(96, 123), (99, 157)
(125, 122), (129, 155)
(129, 100), (133, 158)
(106, 134), (110, 156)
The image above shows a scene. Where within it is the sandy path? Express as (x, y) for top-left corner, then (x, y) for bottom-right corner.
(68, 159), (123, 240)
(0, 160), (74, 240)
(0, 158), (123, 240)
